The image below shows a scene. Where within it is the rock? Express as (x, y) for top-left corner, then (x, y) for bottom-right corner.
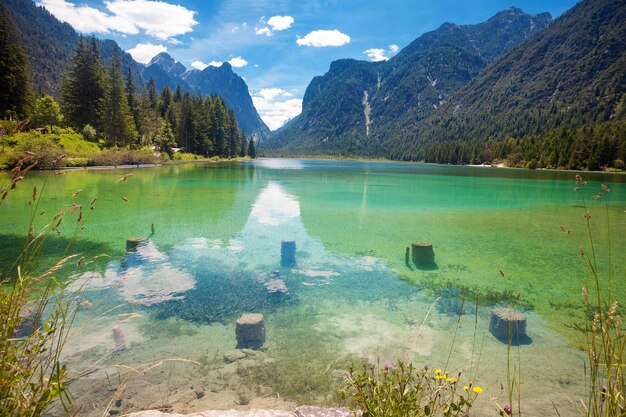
(264, 278), (288, 293)
(489, 308), (527, 341)
(280, 240), (296, 267)
(112, 326), (126, 351)
(236, 313), (265, 349)
(126, 237), (147, 252)
(294, 406), (354, 417)
(224, 349), (247, 363)
(411, 242), (435, 266)
(14, 304), (41, 338)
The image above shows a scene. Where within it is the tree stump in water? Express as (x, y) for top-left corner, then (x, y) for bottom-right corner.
(281, 240), (296, 267)
(411, 242), (435, 266)
(489, 308), (527, 341)
(112, 326), (126, 351)
(126, 237), (147, 252)
(236, 313), (265, 349)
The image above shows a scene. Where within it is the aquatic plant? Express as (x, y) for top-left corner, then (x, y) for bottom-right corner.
(151, 267), (295, 324)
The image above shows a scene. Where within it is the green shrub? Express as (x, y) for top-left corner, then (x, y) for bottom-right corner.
(340, 360), (481, 416)
(81, 125), (97, 142)
(9, 133), (66, 169)
(0, 120), (17, 134)
(89, 147), (162, 166)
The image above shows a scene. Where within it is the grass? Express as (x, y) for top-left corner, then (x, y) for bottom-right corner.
(0, 154), (88, 415)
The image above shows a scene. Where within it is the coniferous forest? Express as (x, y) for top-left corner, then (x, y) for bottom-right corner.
(0, 3), (255, 168)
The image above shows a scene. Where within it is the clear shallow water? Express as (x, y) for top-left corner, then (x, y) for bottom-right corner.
(1, 160), (624, 416)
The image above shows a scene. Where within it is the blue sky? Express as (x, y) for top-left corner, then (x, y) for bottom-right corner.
(39, 0), (578, 130)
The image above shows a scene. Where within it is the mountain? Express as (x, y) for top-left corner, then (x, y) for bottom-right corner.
(143, 52), (192, 92)
(4, 0), (270, 140)
(398, 0), (626, 153)
(264, 7), (552, 153)
(144, 53), (270, 139)
(3, 0), (143, 97)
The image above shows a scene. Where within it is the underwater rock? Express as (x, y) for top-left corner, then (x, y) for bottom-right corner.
(264, 278), (288, 293)
(224, 349), (247, 363)
(14, 304), (41, 338)
(236, 313), (265, 349)
(126, 237), (147, 252)
(281, 240), (296, 267)
(411, 242), (435, 266)
(489, 308), (527, 341)
(112, 326), (127, 351)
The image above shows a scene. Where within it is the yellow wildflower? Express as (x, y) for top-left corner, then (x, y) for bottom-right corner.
(463, 385), (470, 391)
(435, 369), (442, 375)
(473, 386), (483, 394)
(446, 377), (458, 383)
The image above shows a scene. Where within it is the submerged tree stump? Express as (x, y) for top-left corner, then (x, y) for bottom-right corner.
(126, 237), (147, 252)
(236, 313), (266, 349)
(112, 326), (127, 351)
(411, 242), (435, 266)
(281, 240), (296, 267)
(489, 308), (527, 341)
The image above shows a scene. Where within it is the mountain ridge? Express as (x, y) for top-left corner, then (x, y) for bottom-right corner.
(265, 7), (552, 152)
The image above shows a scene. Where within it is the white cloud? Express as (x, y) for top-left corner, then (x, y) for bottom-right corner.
(267, 15), (294, 31)
(363, 48), (388, 62)
(38, 0), (197, 40)
(127, 42), (167, 64)
(191, 60), (208, 70)
(252, 88), (302, 131)
(255, 27), (271, 36)
(296, 30), (350, 47)
(389, 44), (399, 53)
(192, 60), (222, 70)
(228, 56), (248, 68)
(256, 15), (294, 36)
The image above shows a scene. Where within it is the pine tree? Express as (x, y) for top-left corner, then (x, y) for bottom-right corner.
(228, 108), (239, 158)
(60, 37), (106, 132)
(177, 92), (195, 152)
(125, 65), (142, 140)
(0, 2), (33, 119)
(101, 49), (137, 147)
(158, 86), (172, 118)
(238, 130), (248, 157)
(139, 78), (160, 143)
(212, 97), (229, 157)
(247, 137), (256, 158)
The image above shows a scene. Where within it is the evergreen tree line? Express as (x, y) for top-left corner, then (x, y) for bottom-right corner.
(0, 3), (255, 159)
(383, 121), (626, 170)
(59, 37), (255, 158)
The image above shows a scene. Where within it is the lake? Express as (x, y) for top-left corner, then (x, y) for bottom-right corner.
(1, 159), (624, 416)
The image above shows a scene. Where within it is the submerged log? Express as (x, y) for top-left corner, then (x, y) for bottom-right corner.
(489, 308), (527, 341)
(126, 237), (147, 252)
(236, 313), (265, 349)
(281, 240), (296, 267)
(411, 242), (435, 266)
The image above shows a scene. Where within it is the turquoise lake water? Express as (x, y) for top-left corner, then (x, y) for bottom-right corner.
(1, 159), (624, 416)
